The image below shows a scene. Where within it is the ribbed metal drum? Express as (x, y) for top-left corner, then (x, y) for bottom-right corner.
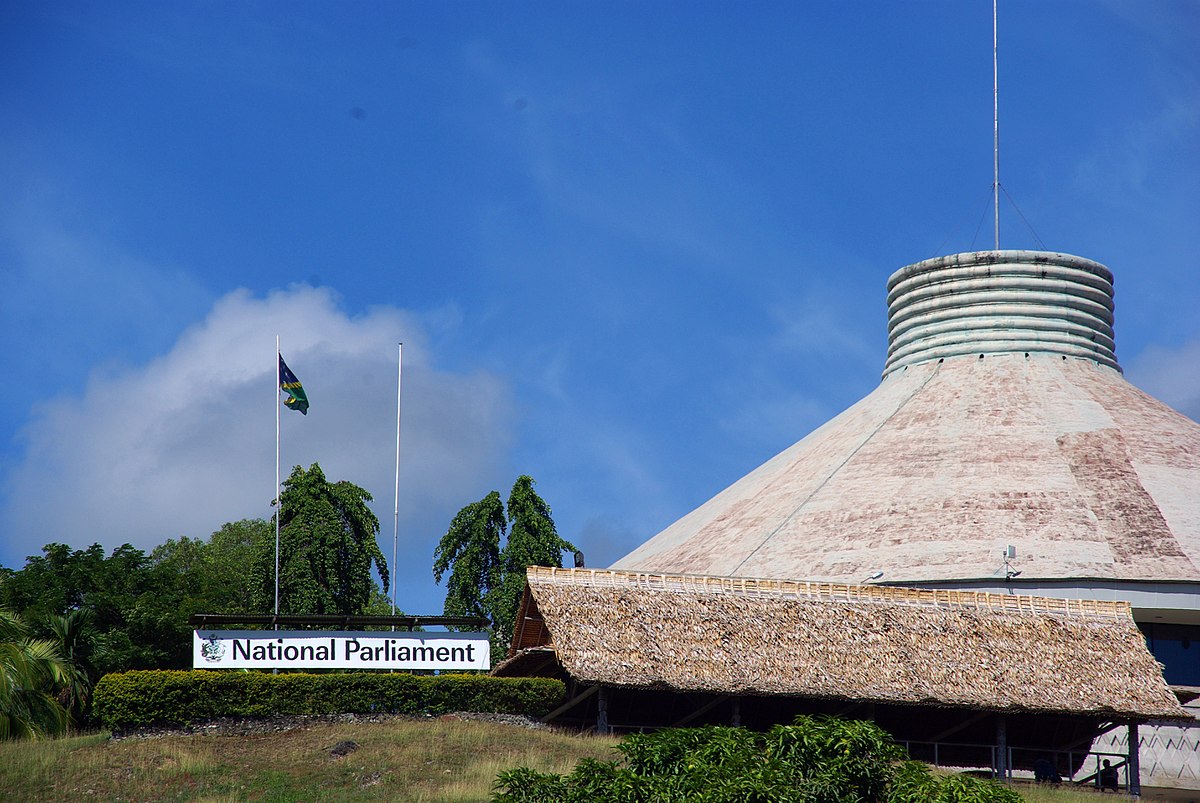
(884, 250), (1117, 376)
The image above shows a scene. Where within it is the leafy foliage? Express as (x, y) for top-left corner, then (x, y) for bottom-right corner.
(433, 491), (506, 621)
(887, 760), (945, 802)
(153, 519), (268, 619)
(0, 610), (70, 740)
(493, 715), (1023, 803)
(491, 476), (576, 654)
(47, 608), (99, 725)
(0, 542), (179, 675)
(93, 670), (564, 731)
(764, 714), (905, 801)
(252, 463), (389, 615)
(0, 518), (274, 714)
(433, 476), (575, 661)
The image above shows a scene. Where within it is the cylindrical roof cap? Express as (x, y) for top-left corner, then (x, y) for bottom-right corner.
(883, 250), (1118, 376)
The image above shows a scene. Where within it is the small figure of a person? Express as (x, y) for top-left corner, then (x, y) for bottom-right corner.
(1098, 759), (1119, 792)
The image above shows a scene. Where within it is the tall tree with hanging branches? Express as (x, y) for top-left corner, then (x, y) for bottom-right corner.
(433, 476), (575, 662)
(253, 463), (389, 616)
(433, 491), (506, 622)
(491, 476), (576, 654)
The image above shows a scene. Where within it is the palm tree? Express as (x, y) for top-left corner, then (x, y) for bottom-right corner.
(48, 608), (98, 726)
(0, 609), (70, 740)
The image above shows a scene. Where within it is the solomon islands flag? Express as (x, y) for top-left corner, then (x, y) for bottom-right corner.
(279, 354), (309, 415)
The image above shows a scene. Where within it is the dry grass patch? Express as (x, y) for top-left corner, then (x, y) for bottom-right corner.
(0, 719), (618, 803)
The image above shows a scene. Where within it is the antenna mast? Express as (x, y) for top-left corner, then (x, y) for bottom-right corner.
(993, 0), (1000, 250)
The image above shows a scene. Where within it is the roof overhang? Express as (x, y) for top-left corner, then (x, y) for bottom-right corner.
(494, 567), (1190, 723)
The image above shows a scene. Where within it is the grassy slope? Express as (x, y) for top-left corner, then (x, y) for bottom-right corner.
(0, 720), (1129, 803)
(0, 719), (617, 803)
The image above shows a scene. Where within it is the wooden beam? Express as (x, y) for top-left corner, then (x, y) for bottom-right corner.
(539, 684), (600, 724)
(671, 695), (730, 728)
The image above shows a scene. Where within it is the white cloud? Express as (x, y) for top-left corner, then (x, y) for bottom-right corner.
(1, 285), (516, 588)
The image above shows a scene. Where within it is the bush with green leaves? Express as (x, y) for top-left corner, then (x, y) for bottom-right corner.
(493, 715), (1024, 803)
(93, 670), (563, 731)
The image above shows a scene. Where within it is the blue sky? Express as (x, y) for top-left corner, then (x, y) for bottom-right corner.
(2, 1), (1197, 617)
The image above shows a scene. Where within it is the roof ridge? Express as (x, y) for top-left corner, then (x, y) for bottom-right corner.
(526, 566), (1131, 619)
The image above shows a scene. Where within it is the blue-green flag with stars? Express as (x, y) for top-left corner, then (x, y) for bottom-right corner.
(278, 354), (309, 415)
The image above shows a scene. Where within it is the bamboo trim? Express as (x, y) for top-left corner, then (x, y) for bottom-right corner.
(526, 567), (1130, 619)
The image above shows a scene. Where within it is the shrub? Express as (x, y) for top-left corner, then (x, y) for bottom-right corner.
(93, 670), (563, 731)
(887, 760), (943, 802)
(492, 714), (1024, 803)
(765, 714), (904, 801)
(931, 774), (1022, 803)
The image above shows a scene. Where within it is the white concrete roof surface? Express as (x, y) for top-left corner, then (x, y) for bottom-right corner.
(614, 252), (1200, 586)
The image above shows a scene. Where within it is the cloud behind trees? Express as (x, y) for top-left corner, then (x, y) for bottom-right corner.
(1, 285), (515, 613)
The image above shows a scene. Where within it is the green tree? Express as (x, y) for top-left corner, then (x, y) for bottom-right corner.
(0, 543), (175, 675)
(204, 519), (270, 614)
(0, 519), (278, 690)
(253, 463), (389, 615)
(433, 491), (505, 621)
(46, 607), (100, 726)
(492, 476), (576, 655)
(152, 519), (268, 621)
(433, 476), (575, 661)
(0, 609), (70, 740)
(0, 542), (97, 623)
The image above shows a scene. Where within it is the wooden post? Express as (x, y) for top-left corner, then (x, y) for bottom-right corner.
(1127, 721), (1141, 797)
(731, 697), (741, 727)
(995, 714), (1008, 781)
(596, 685), (610, 734)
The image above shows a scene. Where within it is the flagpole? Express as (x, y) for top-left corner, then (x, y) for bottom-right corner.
(391, 342), (403, 615)
(275, 335), (281, 619)
(993, 0), (1000, 251)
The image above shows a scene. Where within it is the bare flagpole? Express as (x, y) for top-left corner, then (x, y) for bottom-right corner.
(391, 342), (403, 615)
(274, 335), (281, 619)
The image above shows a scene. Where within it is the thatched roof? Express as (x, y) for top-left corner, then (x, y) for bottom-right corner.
(497, 567), (1187, 721)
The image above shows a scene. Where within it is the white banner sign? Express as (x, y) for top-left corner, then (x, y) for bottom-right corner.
(193, 630), (491, 671)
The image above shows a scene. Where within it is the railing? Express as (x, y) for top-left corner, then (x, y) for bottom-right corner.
(900, 740), (1002, 777)
(900, 740), (1132, 792)
(1009, 747), (1131, 793)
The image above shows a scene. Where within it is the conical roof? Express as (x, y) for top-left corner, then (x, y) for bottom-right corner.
(614, 250), (1200, 585)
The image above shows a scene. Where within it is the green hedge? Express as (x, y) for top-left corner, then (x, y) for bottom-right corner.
(93, 670), (565, 731)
